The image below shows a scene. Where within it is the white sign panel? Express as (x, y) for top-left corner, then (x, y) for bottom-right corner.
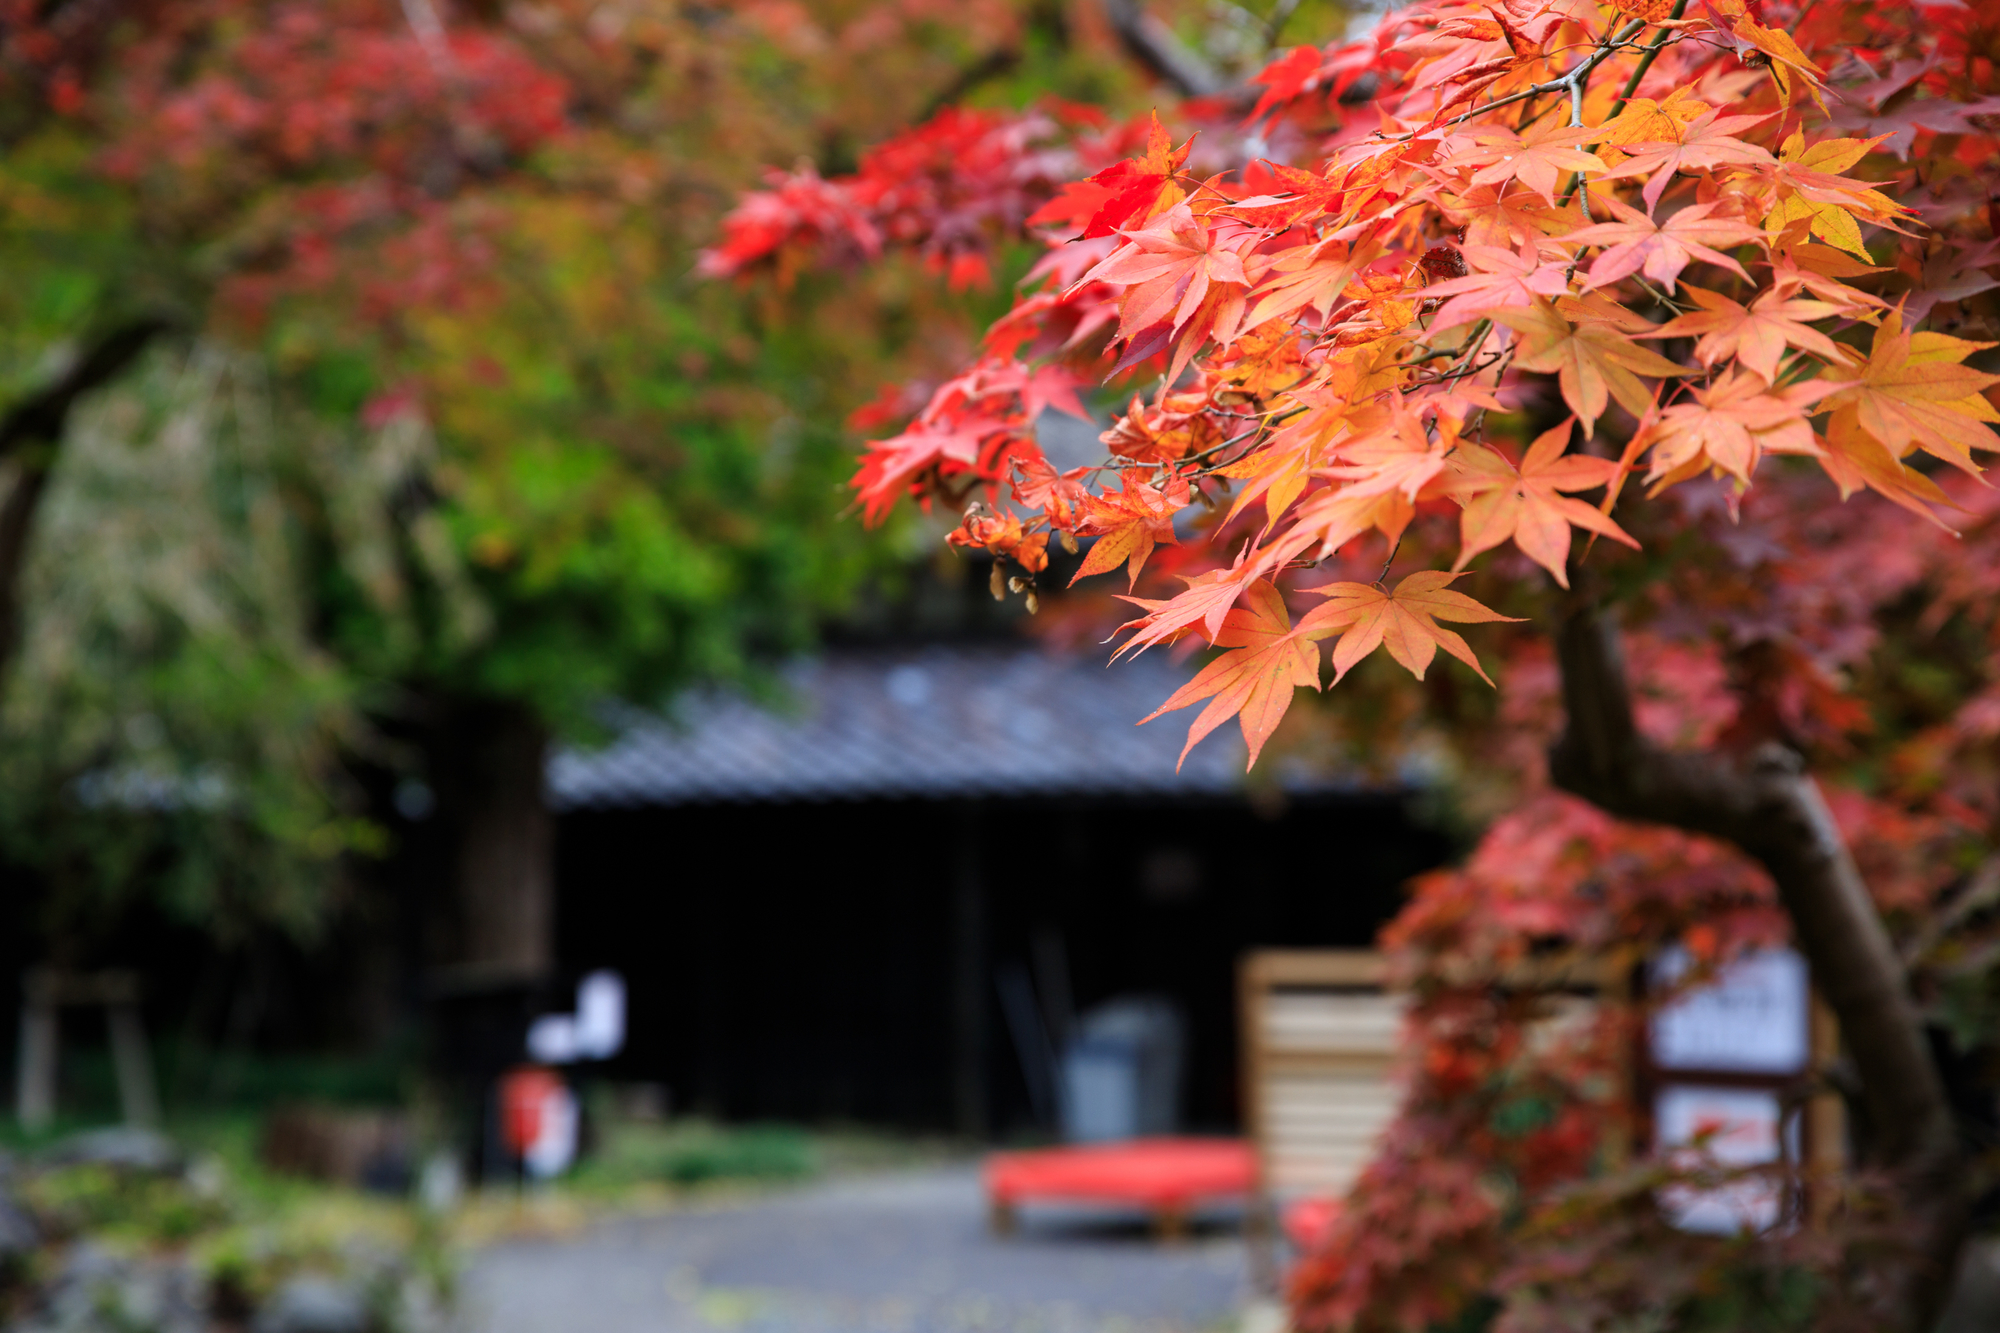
(1650, 946), (1808, 1075)
(1655, 1083), (1791, 1234)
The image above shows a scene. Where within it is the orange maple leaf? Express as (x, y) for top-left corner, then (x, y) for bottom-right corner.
(1488, 297), (1690, 437)
(1730, 18), (1826, 107)
(1446, 419), (1637, 586)
(1418, 240), (1570, 331)
(1313, 571), (1520, 685)
(1819, 312), (2000, 475)
(1597, 108), (1776, 213)
(1437, 180), (1575, 250)
(1113, 554), (1263, 657)
(948, 507), (1049, 573)
(1215, 397), (1346, 529)
(1244, 234), (1385, 331)
(1645, 287), (1842, 383)
(1817, 404), (1957, 529)
(1139, 578), (1350, 770)
(1085, 203), (1251, 340)
(1602, 89), (1710, 148)
(1071, 471), (1188, 588)
(1074, 112), (1194, 239)
(1757, 131), (1902, 260)
(1285, 485), (1417, 562)
(1012, 453), (1090, 526)
(1083, 203), (1257, 379)
(1230, 161), (1346, 230)
(1448, 122), (1606, 208)
(1646, 369), (1830, 486)
(1567, 198), (1763, 294)
(1319, 400), (1455, 501)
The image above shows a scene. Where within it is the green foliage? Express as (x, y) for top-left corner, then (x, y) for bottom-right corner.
(576, 1120), (818, 1190)
(0, 1), (1129, 943)
(0, 345), (392, 944)
(0, 1122), (453, 1333)
(20, 1163), (228, 1246)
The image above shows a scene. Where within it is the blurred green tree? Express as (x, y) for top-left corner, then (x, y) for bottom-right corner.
(0, 0), (1186, 977)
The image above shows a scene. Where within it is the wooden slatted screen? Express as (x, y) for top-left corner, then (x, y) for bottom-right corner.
(1240, 950), (1405, 1203)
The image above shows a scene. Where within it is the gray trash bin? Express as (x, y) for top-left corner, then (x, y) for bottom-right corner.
(1059, 997), (1183, 1142)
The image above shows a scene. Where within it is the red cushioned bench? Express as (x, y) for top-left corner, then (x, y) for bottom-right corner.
(983, 1137), (1258, 1239)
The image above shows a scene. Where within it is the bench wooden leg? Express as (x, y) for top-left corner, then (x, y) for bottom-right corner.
(988, 1198), (1017, 1235)
(1153, 1204), (1188, 1243)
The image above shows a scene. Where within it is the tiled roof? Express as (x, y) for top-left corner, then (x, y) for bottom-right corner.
(547, 643), (1356, 808)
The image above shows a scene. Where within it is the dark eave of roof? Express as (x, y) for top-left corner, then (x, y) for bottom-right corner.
(547, 643), (1369, 810)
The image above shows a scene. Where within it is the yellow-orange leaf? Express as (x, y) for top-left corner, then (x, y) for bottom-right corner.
(1139, 579), (1351, 770)
(1820, 312), (2000, 475)
(1446, 419), (1636, 586)
(1489, 297), (1690, 437)
(1818, 404), (1957, 530)
(1071, 472), (1187, 588)
(1313, 571), (1521, 685)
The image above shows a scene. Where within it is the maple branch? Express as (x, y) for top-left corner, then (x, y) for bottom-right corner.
(1262, 0), (1305, 50)
(1547, 600), (1969, 1332)
(1605, 0), (1692, 122)
(920, 46), (1025, 120)
(1555, 0), (1692, 206)
(1381, 19), (1645, 144)
(0, 317), (172, 670)
(1101, 0), (1229, 98)
(1568, 78), (1592, 223)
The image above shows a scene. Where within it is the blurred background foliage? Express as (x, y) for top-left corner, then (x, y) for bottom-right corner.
(0, 0), (1258, 958)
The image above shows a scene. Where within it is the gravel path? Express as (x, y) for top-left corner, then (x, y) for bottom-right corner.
(461, 1166), (1251, 1333)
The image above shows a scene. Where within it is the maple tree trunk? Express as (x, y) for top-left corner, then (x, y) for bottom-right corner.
(1547, 601), (1970, 1329)
(427, 697), (555, 980)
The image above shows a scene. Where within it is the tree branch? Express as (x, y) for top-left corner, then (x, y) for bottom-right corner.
(1547, 602), (1968, 1328)
(0, 319), (169, 459)
(0, 318), (172, 665)
(1101, 0), (1227, 98)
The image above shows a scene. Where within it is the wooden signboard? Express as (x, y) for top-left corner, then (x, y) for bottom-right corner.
(1239, 945), (1844, 1280)
(1642, 946), (1845, 1230)
(1238, 949), (1629, 1215)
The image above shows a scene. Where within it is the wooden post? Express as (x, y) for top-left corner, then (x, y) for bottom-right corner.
(1807, 991), (1845, 1225)
(1239, 950), (1395, 1295)
(988, 1196), (1017, 1235)
(16, 971), (57, 1132)
(107, 1003), (160, 1127)
(13, 968), (160, 1131)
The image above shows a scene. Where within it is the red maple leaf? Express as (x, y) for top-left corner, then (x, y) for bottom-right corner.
(1075, 112), (1195, 239)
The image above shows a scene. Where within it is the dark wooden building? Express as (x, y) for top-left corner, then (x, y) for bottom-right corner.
(550, 644), (1451, 1137)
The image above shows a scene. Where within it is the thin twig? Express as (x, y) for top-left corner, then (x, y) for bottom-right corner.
(1555, 0), (1693, 206)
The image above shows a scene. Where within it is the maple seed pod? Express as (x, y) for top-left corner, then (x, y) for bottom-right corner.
(1008, 576), (1027, 594)
(1059, 530), (1078, 554)
(1025, 592), (1040, 615)
(989, 563), (1006, 600)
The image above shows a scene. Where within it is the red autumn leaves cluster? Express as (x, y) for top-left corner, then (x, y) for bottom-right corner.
(710, 0), (2000, 772)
